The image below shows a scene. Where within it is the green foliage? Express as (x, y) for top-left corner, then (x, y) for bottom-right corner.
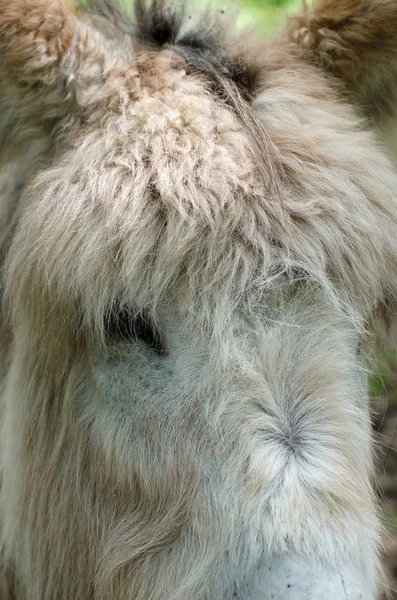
(193, 0), (304, 33)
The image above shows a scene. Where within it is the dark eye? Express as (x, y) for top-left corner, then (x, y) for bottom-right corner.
(105, 307), (166, 355)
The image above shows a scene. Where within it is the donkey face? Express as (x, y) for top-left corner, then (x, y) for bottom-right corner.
(2, 1), (397, 599)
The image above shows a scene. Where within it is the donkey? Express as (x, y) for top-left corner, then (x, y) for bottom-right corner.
(1, 0), (397, 598)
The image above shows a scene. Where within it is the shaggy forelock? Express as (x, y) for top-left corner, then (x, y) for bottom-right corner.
(86, 0), (284, 195)
(5, 67), (397, 349)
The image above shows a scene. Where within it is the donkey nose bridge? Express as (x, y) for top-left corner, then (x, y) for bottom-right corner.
(254, 552), (369, 600)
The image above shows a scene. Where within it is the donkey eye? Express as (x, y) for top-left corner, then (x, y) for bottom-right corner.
(105, 308), (166, 355)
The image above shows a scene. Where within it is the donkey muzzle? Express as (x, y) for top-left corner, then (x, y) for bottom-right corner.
(256, 551), (372, 599)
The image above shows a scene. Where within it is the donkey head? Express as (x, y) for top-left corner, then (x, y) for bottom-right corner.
(1, 1), (397, 598)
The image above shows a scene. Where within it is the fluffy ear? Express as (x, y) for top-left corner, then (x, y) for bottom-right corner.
(0, 0), (79, 169)
(0, 0), (97, 172)
(287, 0), (397, 118)
(0, 0), (77, 81)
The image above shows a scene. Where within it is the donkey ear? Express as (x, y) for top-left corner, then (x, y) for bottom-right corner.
(0, 0), (83, 170)
(0, 0), (78, 84)
(287, 0), (397, 117)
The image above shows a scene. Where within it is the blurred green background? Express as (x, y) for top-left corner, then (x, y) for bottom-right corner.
(232, 0), (303, 32)
(103, 0), (304, 32)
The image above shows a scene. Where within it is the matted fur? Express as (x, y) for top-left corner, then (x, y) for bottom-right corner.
(1, 0), (397, 598)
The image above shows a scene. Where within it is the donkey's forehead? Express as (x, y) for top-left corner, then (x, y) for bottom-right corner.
(9, 45), (397, 327)
(98, 50), (263, 180)
(17, 54), (281, 327)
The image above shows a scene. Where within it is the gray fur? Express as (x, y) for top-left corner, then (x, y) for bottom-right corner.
(1, 0), (397, 598)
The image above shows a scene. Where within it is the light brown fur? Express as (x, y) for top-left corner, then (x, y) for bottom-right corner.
(288, 0), (397, 116)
